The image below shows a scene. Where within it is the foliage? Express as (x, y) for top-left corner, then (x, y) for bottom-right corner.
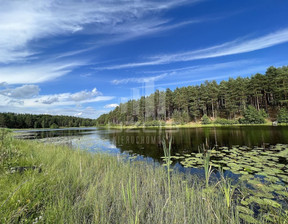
(239, 106), (267, 124)
(97, 65), (288, 125)
(50, 123), (59, 129)
(144, 120), (165, 127)
(0, 112), (96, 129)
(201, 114), (211, 125)
(213, 118), (239, 125)
(163, 144), (288, 223)
(1, 136), (287, 223)
(277, 108), (288, 124)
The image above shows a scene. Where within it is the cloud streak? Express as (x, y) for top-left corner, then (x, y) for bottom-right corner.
(0, 0), (199, 64)
(0, 61), (87, 84)
(100, 28), (288, 69)
(112, 73), (167, 85)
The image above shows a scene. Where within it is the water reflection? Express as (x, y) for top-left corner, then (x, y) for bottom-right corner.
(15, 126), (288, 164)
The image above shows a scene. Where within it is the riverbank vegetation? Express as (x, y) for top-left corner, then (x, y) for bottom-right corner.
(97, 65), (288, 126)
(0, 129), (287, 223)
(0, 113), (96, 129)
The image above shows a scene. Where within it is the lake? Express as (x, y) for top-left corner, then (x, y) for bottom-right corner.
(15, 126), (288, 164)
(14, 126), (288, 210)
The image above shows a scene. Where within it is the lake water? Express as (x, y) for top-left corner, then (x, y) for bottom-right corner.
(14, 126), (288, 212)
(15, 126), (288, 164)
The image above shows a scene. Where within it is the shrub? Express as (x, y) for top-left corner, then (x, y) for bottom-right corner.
(201, 114), (211, 125)
(239, 106), (267, 124)
(278, 108), (288, 124)
(144, 120), (165, 127)
(50, 123), (59, 129)
(214, 118), (239, 125)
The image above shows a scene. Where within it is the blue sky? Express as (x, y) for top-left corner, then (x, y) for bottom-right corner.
(1, 0), (288, 118)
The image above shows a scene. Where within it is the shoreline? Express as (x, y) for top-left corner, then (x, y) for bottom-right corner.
(98, 122), (288, 129)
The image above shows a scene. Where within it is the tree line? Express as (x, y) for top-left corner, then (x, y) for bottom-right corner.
(0, 113), (96, 129)
(97, 65), (288, 125)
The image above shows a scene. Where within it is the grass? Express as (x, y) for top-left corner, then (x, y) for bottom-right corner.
(0, 129), (286, 223)
(100, 121), (282, 129)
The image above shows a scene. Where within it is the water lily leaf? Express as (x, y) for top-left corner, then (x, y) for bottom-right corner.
(245, 196), (265, 205)
(262, 198), (281, 208)
(241, 200), (249, 206)
(264, 176), (280, 183)
(255, 172), (268, 177)
(239, 213), (258, 224)
(277, 174), (288, 183)
(269, 184), (286, 191)
(262, 214), (275, 222)
(254, 191), (274, 199)
(275, 190), (288, 197)
(236, 205), (254, 215)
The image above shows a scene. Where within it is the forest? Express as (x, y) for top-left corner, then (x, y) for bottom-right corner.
(0, 113), (96, 129)
(97, 65), (288, 126)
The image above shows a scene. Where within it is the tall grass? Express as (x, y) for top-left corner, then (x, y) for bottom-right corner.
(162, 138), (172, 200)
(203, 151), (213, 189)
(0, 130), (286, 223)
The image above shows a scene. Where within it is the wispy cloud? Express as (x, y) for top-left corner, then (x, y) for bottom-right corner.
(93, 18), (202, 48)
(136, 60), (270, 89)
(0, 0), (200, 63)
(0, 61), (87, 84)
(112, 73), (167, 85)
(100, 28), (288, 69)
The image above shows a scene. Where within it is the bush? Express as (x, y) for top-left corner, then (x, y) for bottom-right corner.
(214, 118), (238, 125)
(201, 114), (211, 125)
(239, 106), (267, 124)
(278, 108), (288, 124)
(144, 120), (165, 127)
(172, 110), (184, 124)
(50, 123), (59, 129)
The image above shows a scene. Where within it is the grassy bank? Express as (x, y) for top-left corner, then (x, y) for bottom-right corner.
(100, 122), (280, 129)
(0, 130), (286, 223)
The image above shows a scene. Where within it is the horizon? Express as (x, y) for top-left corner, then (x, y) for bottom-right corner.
(1, 0), (288, 119)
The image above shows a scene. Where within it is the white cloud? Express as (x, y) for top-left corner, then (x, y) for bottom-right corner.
(100, 28), (288, 69)
(75, 112), (83, 117)
(0, 86), (114, 111)
(112, 73), (167, 85)
(0, 82), (8, 87)
(0, 61), (87, 84)
(104, 104), (119, 108)
(69, 88), (101, 102)
(41, 97), (59, 105)
(0, 0), (199, 63)
(0, 85), (40, 98)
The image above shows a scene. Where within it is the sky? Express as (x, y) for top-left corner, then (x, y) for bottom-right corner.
(1, 0), (288, 119)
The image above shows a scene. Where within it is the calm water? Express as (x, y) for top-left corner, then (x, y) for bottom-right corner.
(15, 126), (288, 164)
(15, 126), (288, 210)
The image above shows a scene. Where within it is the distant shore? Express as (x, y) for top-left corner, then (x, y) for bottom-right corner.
(98, 121), (288, 129)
